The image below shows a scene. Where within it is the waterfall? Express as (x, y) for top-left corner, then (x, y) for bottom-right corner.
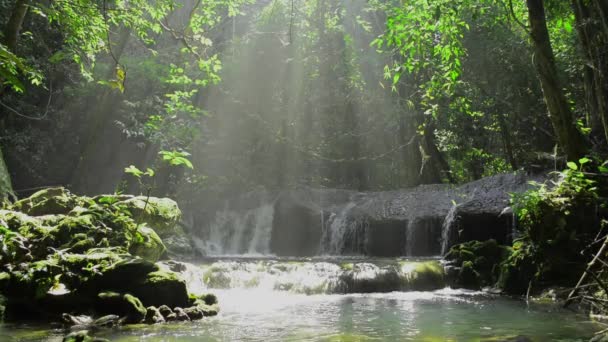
(320, 202), (367, 255)
(197, 204), (275, 256)
(440, 205), (459, 255)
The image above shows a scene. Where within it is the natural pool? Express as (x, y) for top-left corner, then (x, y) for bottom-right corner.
(0, 258), (600, 341)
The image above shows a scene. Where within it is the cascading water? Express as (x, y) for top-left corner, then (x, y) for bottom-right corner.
(196, 203), (275, 256)
(166, 259), (446, 295)
(440, 204), (459, 255)
(320, 202), (367, 255)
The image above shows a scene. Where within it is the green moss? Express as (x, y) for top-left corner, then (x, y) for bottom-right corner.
(118, 197), (181, 237)
(401, 261), (445, 291)
(13, 187), (80, 216)
(340, 262), (354, 271)
(128, 226), (166, 262)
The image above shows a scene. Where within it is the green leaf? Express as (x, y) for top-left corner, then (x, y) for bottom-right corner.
(566, 162), (578, 171)
(125, 165), (144, 178)
(578, 157), (590, 165)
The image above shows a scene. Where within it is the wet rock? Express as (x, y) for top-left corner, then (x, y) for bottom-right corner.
(158, 305), (173, 318)
(173, 307), (190, 321)
(62, 330), (109, 342)
(96, 292), (146, 324)
(132, 271), (190, 308)
(191, 299), (219, 317)
(144, 306), (165, 324)
(183, 306), (204, 320)
(128, 225), (166, 262)
(92, 315), (122, 328)
(591, 333), (608, 342)
(61, 313), (93, 327)
(401, 260), (445, 291)
(458, 261), (482, 290)
(445, 239), (511, 290)
(199, 293), (218, 306)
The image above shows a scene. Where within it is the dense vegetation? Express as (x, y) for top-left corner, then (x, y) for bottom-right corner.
(1, 0), (608, 338)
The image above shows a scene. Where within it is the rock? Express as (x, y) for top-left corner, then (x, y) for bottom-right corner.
(157, 305), (173, 318)
(92, 315), (122, 328)
(144, 306), (165, 324)
(117, 197), (181, 237)
(89, 256), (159, 293)
(183, 306), (204, 320)
(458, 261), (482, 290)
(132, 271), (189, 308)
(591, 333), (608, 342)
(173, 307), (190, 321)
(61, 313), (93, 327)
(63, 330), (91, 342)
(162, 226), (195, 257)
(128, 225), (167, 262)
(165, 312), (178, 321)
(14, 188), (79, 216)
(445, 239), (511, 289)
(96, 292), (146, 324)
(198, 293), (218, 306)
(62, 330), (108, 342)
(192, 299), (219, 316)
(401, 260), (445, 291)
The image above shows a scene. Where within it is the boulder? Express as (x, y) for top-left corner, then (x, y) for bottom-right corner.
(128, 226), (167, 262)
(144, 306), (165, 324)
(13, 188), (80, 216)
(132, 271), (190, 308)
(117, 197), (181, 237)
(96, 292), (146, 324)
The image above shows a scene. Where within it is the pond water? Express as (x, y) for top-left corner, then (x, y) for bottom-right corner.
(0, 258), (600, 341)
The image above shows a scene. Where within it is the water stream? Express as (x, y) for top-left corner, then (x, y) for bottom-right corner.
(0, 258), (600, 341)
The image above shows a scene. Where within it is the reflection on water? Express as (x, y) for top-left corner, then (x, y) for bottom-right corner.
(0, 289), (598, 341)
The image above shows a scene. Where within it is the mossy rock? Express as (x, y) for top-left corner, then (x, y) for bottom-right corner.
(403, 261), (445, 290)
(458, 261), (482, 289)
(129, 226), (167, 262)
(13, 188), (81, 216)
(96, 292), (146, 324)
(117, 197), (181, 237)
(131, 270), (190, 308)
(446, 239), (511, 289)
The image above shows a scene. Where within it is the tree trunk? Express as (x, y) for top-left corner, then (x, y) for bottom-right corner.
(3, 0), (29, 51)
(526, 0), (588, 161)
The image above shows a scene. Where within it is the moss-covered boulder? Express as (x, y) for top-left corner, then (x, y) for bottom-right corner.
(13, 188), (80, 216)
(133, 270), (190, 308)
(0, 188), (214, 327)
(96, 292), (146, 324)
(401, 261), (445, 291)
(445, 239), (511, 290)
(116, 197), (181, 237)
(129, 226), (167, 262)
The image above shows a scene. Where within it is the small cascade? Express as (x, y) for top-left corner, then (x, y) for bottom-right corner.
(320, 202), (367, 255)
(198, 204), (275, 256)
(182, 259), (446, 295)
(440, 205), (459, 255)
